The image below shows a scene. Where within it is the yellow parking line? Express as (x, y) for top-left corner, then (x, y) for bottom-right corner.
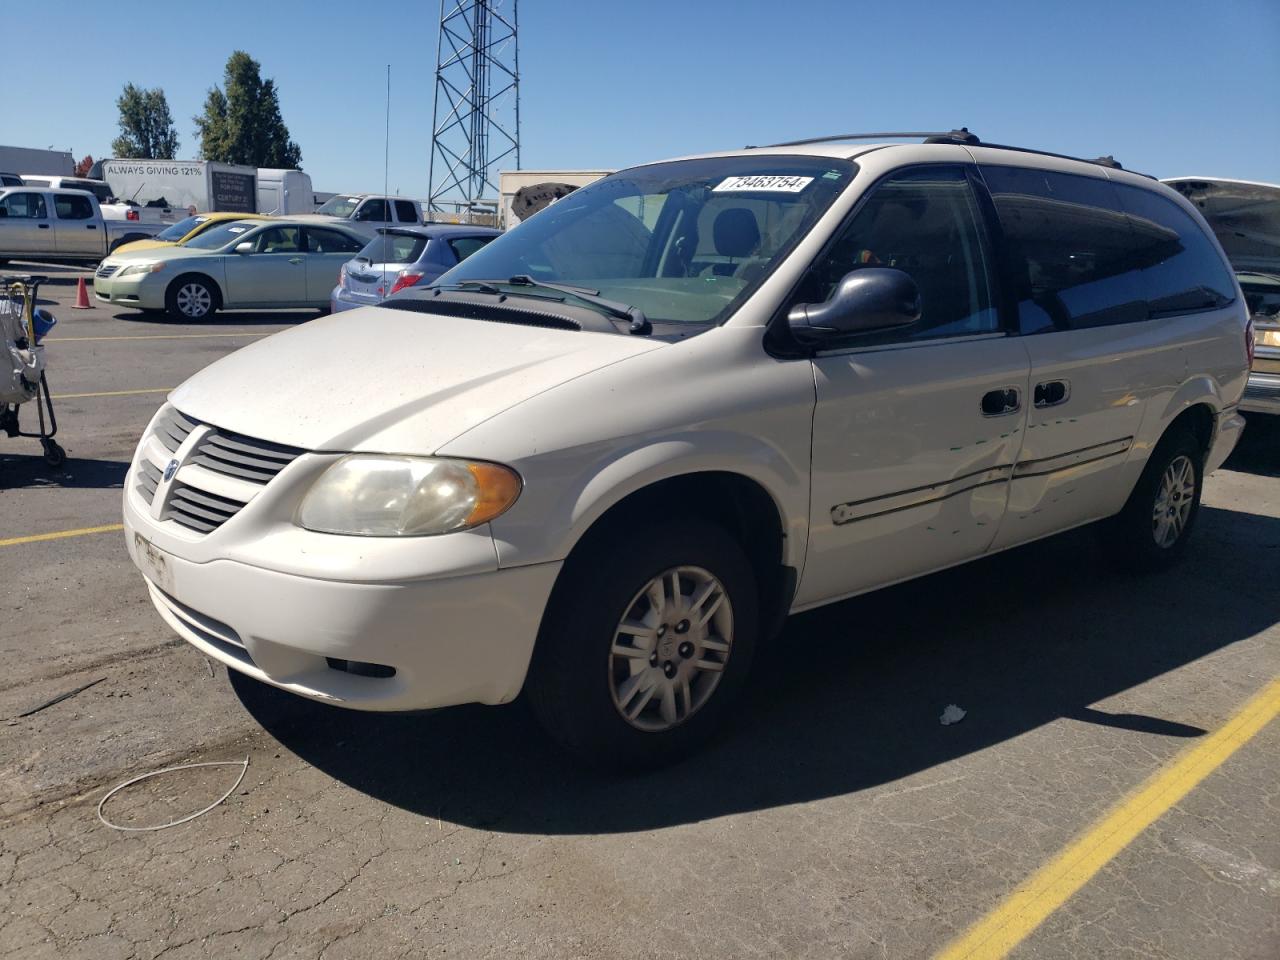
(0, 523), (124, 548)
(48, 332), (273, 342)
(934, 676), (1280, 960)
(52, 388), (172, 400)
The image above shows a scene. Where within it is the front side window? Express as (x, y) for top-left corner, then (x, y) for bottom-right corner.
(354, 199), (389, 222)
(442, 156), (857, 325)
(0, 192), (47, 219)
(981, 166), (1151, 333)
(253, 226), (302, 254)
(55, 194), (94, 220)
(789, 166), (998, 343)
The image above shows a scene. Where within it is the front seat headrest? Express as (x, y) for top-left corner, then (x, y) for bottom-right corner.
(713, 208), (761, 259)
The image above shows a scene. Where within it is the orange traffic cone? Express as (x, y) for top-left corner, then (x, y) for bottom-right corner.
(72, 277), (91, 310)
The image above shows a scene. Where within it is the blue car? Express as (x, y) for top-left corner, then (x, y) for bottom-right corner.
(330, 224), (500, 313)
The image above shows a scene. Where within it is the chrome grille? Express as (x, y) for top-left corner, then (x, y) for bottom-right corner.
(136, 404), (305, 536)
(95, 263), (119, 280)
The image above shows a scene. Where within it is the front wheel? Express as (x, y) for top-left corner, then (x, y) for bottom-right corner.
(1102, 428), (1203, 571)
(526, 519), (758, 769)
(165, 276), (218, 321)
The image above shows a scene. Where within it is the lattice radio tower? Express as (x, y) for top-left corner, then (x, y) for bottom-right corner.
(427, 0), (520, 219)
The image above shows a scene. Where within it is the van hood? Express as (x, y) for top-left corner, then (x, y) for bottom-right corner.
(168, 305), (664, 453)
(1164, 177), (1280, 276)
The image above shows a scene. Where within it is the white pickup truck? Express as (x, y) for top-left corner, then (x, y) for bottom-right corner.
(0, 187), (165, 265)
(299, 194), (422, 239)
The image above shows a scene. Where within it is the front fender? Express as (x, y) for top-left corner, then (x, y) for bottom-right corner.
(486, 430), (810, 573)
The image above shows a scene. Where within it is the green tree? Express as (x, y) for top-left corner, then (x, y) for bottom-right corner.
(111, 84), (180, 159)
(194, 52), (302, 168)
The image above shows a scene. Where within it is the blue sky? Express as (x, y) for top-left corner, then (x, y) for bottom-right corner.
(1, 0), (1276, 197)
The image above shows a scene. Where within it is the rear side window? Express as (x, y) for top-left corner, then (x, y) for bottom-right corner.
(354, 199), (389, 222)
(55, 194), (94, 220)
(447, 235), (495, 263)
(981, 166), (1147, 333)
(0, 192), (47, 218)
(394, 200), (419, 223)
(305, 228), (363, 254)
(1109, 183), (1236, 316)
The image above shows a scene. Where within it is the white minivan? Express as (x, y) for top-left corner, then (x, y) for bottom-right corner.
(123, 132), (1250, 766)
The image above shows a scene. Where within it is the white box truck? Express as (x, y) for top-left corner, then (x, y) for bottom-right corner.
(256, 168), (314, 215)
(96, 160), (259, 217)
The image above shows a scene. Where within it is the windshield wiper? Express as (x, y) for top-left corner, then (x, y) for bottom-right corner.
(452, 276), (652, 334)
(508, 275), (652, 335)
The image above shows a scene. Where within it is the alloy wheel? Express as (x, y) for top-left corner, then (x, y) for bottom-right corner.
(176, 283), (211, 318)
(1151, 454), (1195, 549)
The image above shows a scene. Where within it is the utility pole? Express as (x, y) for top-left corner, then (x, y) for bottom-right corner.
(428, 0), (520, 222)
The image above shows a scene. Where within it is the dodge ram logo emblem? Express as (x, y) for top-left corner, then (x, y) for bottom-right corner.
(163, 459), (179, 482)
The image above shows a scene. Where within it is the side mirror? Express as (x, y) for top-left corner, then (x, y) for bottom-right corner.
(787, 268), (921, 345)
(234, 241), (254, 254)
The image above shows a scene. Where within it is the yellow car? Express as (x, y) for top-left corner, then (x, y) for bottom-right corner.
(111, 211), (270, 255)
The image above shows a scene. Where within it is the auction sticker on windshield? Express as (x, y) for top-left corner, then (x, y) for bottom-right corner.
(713, 175), (813, 193)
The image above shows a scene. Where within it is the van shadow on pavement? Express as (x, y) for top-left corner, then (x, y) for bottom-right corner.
(1226, 416), (1280, 478)
(114, 310), (324, 327)
(234, 503), (1280, 835)
(0, 453), (127, 490)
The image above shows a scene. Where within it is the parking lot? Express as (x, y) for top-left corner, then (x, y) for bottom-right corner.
(1, 268), (1278, 959)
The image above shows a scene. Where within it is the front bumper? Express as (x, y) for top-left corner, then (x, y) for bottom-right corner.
(1240, 371), (1280, 416)
(122, 456), (561, 712)
(93, 270), (166, 310)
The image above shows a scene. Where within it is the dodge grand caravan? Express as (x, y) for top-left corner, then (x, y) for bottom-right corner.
(124, 131), (1249, 766)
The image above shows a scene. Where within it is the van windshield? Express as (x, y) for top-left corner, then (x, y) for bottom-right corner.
(316, 196), (360, 217)
(440, 156), (857, 325)
(183, 221), (255, 250)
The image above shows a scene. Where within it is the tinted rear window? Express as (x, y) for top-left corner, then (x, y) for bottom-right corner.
(1109, 183), (1236, 317)
(359, 233), (428, 264)
(394, 200), (419, 223)
(980, 166), (1146, 332)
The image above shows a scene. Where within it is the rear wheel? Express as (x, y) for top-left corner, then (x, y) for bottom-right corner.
(526, 519), (758, 768)
(1102, 427), (1203, 570)
(165, 276), (218, 321)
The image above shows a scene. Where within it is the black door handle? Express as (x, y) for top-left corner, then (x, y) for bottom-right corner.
(981, 387), (1021, 417)
(1034, 380), (1070, 408)
(37, 223), (49, 229)
(86, 224), (97, 230)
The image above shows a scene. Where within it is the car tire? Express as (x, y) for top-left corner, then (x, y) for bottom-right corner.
(526, 518), (759, 769)
(1101, 426), (1204, 571)
(165, 275), (219, 321)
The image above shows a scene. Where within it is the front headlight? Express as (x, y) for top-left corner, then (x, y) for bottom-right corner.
(118, 262), (165, 278)
(297, 455), (522, 536)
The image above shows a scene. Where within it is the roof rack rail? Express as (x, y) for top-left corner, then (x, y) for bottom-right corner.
(749, 128), (1153, 178)
(758, 128), (979, 148)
